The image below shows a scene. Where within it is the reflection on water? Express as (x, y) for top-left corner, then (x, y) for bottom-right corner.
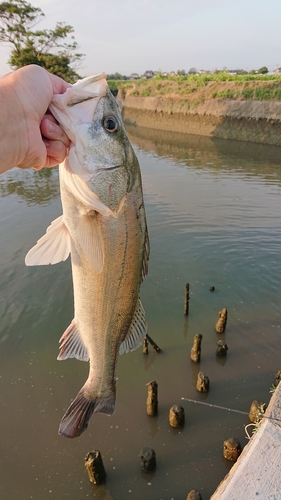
(126, 124), (281, 181)
(0, 167), (60, 205)
(0, 127), (281, 500)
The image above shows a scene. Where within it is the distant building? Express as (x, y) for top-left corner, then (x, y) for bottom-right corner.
(169, 71), (175, 77)
(142, 70), (155, 79)
(130, 73), (139, 79)
(274, 67), (281, 74)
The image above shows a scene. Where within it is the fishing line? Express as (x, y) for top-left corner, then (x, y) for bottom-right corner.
(181, 397), (281, 422)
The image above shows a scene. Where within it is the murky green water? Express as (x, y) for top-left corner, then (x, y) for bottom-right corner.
(0, 128), (281, 500)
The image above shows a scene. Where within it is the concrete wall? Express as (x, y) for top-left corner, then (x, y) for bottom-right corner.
(121, 96), (281, 146)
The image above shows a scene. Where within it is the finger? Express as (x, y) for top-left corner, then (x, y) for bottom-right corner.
(43, 139), (68, 168)
(40, 115), (70, 149)
(48, 72), (71, 95)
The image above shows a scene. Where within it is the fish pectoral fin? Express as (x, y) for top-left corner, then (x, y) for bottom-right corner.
(119, 299), (148, 355)
(25, 215), (71, 266)
(76, 213), (104, 274)
(57, 319), (89, 361)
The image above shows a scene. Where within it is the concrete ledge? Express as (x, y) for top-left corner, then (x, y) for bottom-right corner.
(123, 96), (281, 121)
(211, 383), (281, 500)
(121, 97), (281, 146)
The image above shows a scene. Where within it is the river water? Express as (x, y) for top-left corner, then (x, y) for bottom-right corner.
(0, 127), (281, 500)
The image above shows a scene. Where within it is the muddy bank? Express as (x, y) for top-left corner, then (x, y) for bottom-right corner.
(120, 96), (281, 146)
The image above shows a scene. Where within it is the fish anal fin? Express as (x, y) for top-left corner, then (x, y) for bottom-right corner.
(119, 299), (148, 355)
(25, 215), (71, 266)
(76, 213), (104, 273)
(58, 319), (89, 362)
(59, 389), (116, 438)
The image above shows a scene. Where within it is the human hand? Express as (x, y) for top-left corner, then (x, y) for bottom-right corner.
(40, 112), (71, 169)
(0, 65), (71, 173)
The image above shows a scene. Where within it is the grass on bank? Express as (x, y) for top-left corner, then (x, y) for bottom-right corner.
(108, 72), (281, 102)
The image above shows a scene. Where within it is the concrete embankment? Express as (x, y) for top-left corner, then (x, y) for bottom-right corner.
(210, 382), (281, 500)
(121, 95), (281, 146)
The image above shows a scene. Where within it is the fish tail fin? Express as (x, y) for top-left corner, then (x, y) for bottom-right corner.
(58, 388), (116, 438)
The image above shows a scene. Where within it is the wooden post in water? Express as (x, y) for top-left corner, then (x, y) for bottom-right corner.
(215, 308), (227, 333)
(223, 437), (242, 461)
(140, 447), (156, 471)
(142, 334), (161, 354)
(273, 370), (281, 388)
(169, 404), (185, 428)
(186, 490), (202, 500)
(85, 451), (106, 484)
(196, 372), (209, 392)
(146, 380), (158, 416)
(142, 337), (148, 354)
(216, 340), (228, 357)
(146, 334), (161, 353)
(190, 334), (202, 362)
(248, 400), (266, 423)
(184, 282), (190, 315)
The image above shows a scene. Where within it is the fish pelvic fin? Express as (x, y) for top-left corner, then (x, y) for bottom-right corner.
(25, 215), (71, 266)
(119, 299), (148, 355)
(59, 389), (116, 438)
(57, 319), (89, 362)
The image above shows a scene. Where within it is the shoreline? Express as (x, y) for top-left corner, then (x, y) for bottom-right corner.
(120, 95), (281, 146)
(211, 381), (281, 499)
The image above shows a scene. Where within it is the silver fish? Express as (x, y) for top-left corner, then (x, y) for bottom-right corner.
(25, 74), (149, 438)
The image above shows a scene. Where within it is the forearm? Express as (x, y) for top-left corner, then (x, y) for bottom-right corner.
(0, 73), (28, 173)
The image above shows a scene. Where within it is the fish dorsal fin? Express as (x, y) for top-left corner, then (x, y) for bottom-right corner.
(142, 229), (150, 280)
(57, 319), (89, 362)
(25, 215), (71, 266)
(119, 299), (148, 355)
(76, 213), (104, 273)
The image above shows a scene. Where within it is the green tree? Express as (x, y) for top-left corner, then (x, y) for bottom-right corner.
(107, 72), (127, 80)
(258, 66), (269, 74)
(0, 0), (84, 82)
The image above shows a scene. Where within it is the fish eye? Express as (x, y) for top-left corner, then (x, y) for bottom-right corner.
(103, 116), (119, 133)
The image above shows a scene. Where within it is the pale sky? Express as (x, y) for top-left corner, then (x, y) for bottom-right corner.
(0, 0), (280, 77)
